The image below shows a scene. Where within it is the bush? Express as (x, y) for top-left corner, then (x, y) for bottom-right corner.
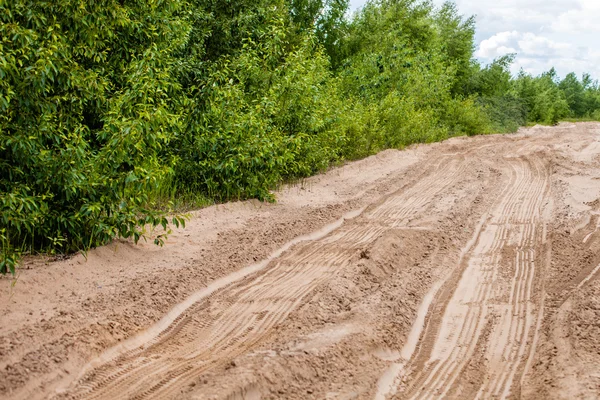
(0, 0), (189, 272)
(3, 0), (600, 273)
(477, 95), (527, 133)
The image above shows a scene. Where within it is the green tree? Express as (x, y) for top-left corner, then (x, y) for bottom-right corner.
(434, 1), (476, 96)
(559, 72), (585, 117)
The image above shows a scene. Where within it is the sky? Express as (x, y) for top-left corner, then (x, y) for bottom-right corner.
(348, 0), (600, 79)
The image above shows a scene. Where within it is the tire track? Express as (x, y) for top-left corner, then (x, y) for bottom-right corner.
(480, 157), (549, 400)
(397, 155), (549, 400)
(58, 156), (470, 400)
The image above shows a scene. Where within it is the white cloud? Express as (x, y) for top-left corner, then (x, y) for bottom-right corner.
(477, 32), (574, 60)
(517, 33), (572, 58)
(552, 0), (600, 33)
(477, 31), (520, 58)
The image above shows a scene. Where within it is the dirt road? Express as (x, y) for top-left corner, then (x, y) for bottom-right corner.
(2, 123), (600, 399)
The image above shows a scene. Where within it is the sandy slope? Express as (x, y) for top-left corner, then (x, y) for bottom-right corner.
(1, 123), (600, 400)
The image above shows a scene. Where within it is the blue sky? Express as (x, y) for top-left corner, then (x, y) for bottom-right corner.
(348, 0), (600, 79)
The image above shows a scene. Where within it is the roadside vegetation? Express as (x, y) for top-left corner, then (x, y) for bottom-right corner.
(2, 0), (600, 273)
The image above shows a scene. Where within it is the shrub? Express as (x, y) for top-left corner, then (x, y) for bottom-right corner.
(0, 0), (189, 272)
(3, 0), (600, 273)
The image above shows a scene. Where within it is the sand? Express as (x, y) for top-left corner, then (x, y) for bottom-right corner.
(2, 123), (600, 399)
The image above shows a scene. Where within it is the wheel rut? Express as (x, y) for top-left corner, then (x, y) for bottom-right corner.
(390, 154), (550, 400)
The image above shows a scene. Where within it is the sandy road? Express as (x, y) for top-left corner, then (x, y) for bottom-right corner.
(2, 123), (600, 399)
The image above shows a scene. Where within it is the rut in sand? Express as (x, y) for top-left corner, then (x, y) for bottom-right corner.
(390, 155), (550, 399)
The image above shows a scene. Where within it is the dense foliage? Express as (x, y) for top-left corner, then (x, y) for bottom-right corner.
(2, 0), (600, 273)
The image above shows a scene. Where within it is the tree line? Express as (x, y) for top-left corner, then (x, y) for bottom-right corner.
(2, 0), (599, 273)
